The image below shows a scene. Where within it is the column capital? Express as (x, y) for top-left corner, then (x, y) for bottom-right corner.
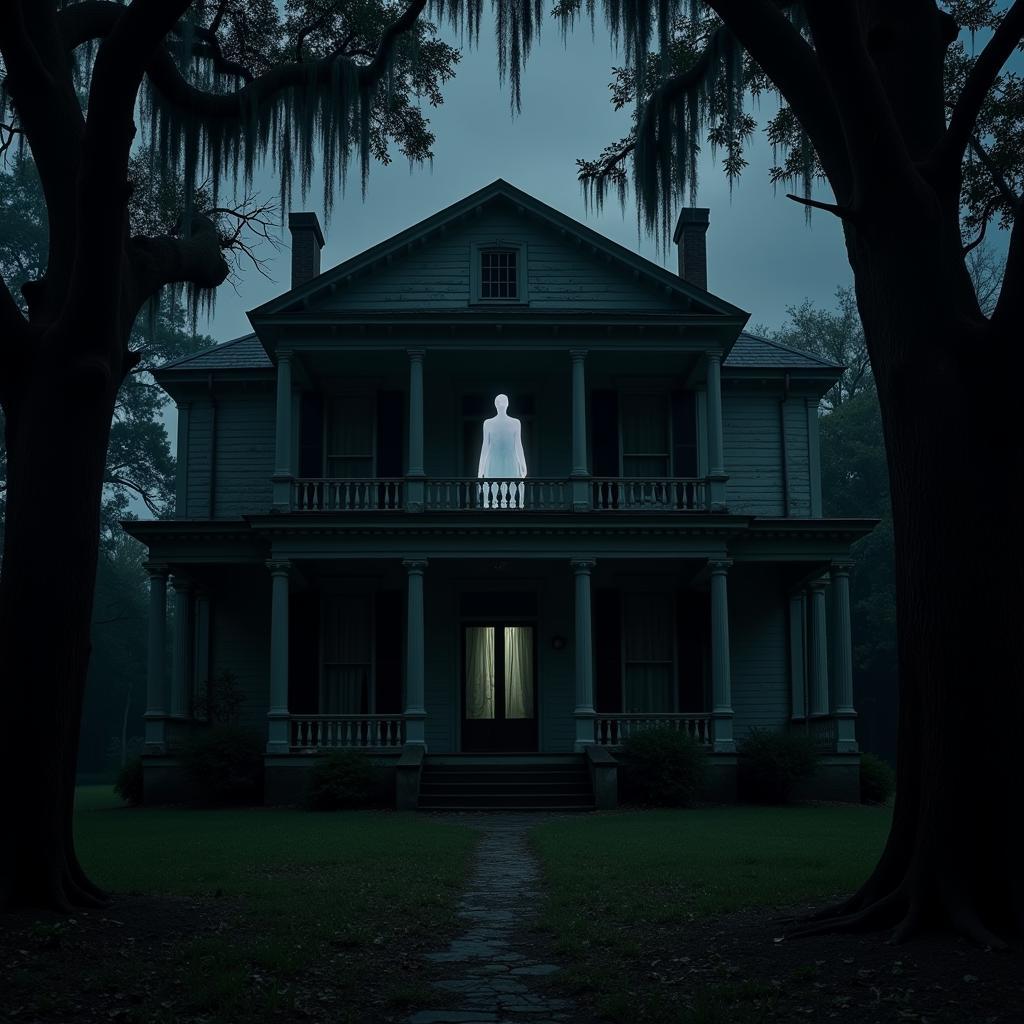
(570, 558), (596, 574)
(705, 350), (722, 363)
(708, 558), (732, 575)
(830, 560), (855, 577)
(276, 350), (293, 364)
(170, 574), (193, 593)
(807, 575), (830, 593)
(143, 561), (170, 578)
(569, 349), (588, 361)
(407, 348), (425, 361)
(265, 559), (292, 577)
(402, 558), (428, 574)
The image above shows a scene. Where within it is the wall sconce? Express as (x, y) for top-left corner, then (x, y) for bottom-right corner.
(551, 635), (566, 651)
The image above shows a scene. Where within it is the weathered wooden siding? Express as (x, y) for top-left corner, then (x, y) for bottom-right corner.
(782, 397), (812, 517)
(538, 579), (575, 752)
(208, 569), (270, 732)
(212, 393), (276, 518)
(722, 391), (785, 515)
(728, 564), (790, 736)
(322, 208), (679, 311)
(185, 401), (213, 518)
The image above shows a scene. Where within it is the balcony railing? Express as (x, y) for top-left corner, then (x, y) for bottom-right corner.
(594, 713), (713, 747)
(290, 476), (709, 512)
(290, 714), (406, 750)
(592, 478), (707, 511)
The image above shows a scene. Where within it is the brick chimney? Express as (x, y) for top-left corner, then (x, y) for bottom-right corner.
(288, 211), (324, 288)
(672, 207), (710, 291)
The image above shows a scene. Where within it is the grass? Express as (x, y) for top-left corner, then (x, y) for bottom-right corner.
(5, 786), (478, 1023)
(531, 805), (893, 1022)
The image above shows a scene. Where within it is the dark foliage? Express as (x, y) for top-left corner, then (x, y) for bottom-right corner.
(618, 727), (709, 807)
(860, 753), (896, 806)
(737, 728), (818, 804)
(307, 750), (380, 810)
(113, 757), (144, 807)
(179, 726), (264, 806)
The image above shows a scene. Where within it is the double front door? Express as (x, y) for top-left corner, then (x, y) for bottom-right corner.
(461, 623), (537, 751)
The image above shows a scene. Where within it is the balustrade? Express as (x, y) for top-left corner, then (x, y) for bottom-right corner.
(290, 715), (406, 750)
(293, 478), (403, 511)
(594, 713), (713, 746)
(424, 478), (571, 511)
(592, 478), (707, 511)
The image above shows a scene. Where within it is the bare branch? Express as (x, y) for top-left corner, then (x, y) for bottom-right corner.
(104, 474), (164, 516)
(942, 1), (1024, 169)
(961, 195), (1002, 256)
(785, 192), (855, 220)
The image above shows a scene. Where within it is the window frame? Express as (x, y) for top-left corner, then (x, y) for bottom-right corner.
(325, 391), (377, 479)
(620, 589), (678, 713)
(319, 591), (376, 715)
(470, 241), (529, 305)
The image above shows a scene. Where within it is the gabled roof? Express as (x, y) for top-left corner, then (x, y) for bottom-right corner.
(248, 178), (749, 321)
(154, 329), (841, 376)
(726, 332), (843, 370)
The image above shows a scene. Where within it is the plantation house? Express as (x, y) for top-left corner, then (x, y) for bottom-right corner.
(123, 180), (876, 808)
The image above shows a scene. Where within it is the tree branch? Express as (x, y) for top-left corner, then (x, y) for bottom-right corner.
(942, 0), (1024, 168)
(785, 192), (856, 220)
(705, 0), (850, 197)
(968, 134), (1020, 208)
(129, 214), (230, 308)
(992, 202), (1023, 330)
(104, 475), (164, 516)
(961, 194), (1002, 256)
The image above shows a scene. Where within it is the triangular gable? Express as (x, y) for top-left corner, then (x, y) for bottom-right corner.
(250, 180), (747, 321)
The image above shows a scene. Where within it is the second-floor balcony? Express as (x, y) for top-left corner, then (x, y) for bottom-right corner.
(290, 476), (710, 512)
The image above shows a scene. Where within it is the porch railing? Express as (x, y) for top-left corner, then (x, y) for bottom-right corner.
(594, 713), (713, 747)
(424, 477), (571, 511)
(293, 478), (404, 511)
(592, 478), (707, 511)
(290, 715), (406, 750)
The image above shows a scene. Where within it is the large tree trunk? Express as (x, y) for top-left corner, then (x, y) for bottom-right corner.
(794, 217), (1024, 944)
(0, 337), (120, 911)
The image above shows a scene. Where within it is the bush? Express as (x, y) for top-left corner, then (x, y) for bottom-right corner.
(307, 751), (379, 810)
(179, 726), (263, 805)
(114, 756), (143, 806)
(737, 728), (818, 804)
(860, 752), (896, 804)
(618, 727), (709, 807)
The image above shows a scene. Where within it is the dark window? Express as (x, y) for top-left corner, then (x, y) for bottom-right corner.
(481, 249), (518, 299)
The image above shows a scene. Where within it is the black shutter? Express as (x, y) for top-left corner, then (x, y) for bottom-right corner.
(374, 590), (403, 714)
(376, 390), (404, 477)
(289, 590), (321, 715)
(591, 387), (619, 477)
(676, 590), (709, 713)
(594, 589), (622, 715)
(299, 392), (324, 477)
(671, 391), (698, 476)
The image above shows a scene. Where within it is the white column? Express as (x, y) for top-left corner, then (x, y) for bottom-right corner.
(807, 577), (830, 717)
(143, 562), (169, 752)
(706, 352), (727, 510)
(169, 575), (192, 718)
(709, 558), (734, 752)
(570, 351), (590, 510)
(266, 559), (291, 753)
(407, 350), (425, 511)
(830, 561), (858, 752)
(403, 559), (428, 746)
(571, 559), (596, 749)
(272, 352), (294, 510)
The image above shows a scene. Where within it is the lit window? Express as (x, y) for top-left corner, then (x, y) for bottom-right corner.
(481, 249), (518, 299)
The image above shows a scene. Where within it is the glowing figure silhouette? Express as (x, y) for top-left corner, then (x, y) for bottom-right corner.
(477, 394), (527, 508)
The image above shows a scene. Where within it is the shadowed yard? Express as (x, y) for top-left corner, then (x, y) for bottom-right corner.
(1, 787), (479, 1023)
(528, 806), (1022, 1023)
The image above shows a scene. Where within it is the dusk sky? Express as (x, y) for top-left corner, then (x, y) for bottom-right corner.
(203, 14), (854, 346)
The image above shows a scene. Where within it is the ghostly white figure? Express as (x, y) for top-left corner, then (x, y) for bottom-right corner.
(477, 394), (527, 508)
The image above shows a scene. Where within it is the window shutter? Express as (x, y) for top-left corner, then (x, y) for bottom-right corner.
(298, 392), (324, 478)
(594, 589), (622, 714)
(288, 590), (320, 715)
(671, 391), (698, 477)
(376, 390), (404, 477)
(590, 390), (619, 477)
(374, 590), (404, 714)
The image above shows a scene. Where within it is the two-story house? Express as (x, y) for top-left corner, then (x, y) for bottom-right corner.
(123, 179), (876, 808)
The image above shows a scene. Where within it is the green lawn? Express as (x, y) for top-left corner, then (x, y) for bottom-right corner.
(531, 805), (893, 1021)
(8, 787), (478, 1023)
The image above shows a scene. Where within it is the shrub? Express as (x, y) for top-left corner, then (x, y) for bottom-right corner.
(860, 752), (896, 804)
(179, 726), (263, 805)
(737, 728), (818, 804)
(618, 727), (709, 807)
(114, 756), (143, 806)
(307, 751), (379, 810)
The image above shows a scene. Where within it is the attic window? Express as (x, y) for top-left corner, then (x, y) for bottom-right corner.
(471, 242), (528, 304)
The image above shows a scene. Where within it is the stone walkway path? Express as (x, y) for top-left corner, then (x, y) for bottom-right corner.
(406, 815), (580, 1024)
